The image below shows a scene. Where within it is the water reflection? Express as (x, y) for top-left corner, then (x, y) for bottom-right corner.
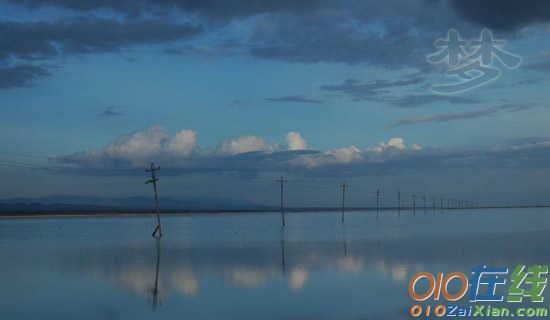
(2, 210), (550, 320)
(149, 238), (161, 309)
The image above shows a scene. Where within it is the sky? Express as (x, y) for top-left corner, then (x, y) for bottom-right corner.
(1, 0), (550, 207)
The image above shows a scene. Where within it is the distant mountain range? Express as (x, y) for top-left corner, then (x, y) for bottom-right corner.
(0, 195), (272, 214)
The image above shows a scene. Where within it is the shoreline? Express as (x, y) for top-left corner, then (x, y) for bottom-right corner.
(1, 205), (549, 219)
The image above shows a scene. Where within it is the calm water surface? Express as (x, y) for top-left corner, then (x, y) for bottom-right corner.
(1, 208), (550, 319)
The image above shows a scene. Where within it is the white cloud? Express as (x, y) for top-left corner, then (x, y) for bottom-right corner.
(368, 137), (410, 152)
(387, 137), (406, 150)
(104, 125), (170, 165)
(285, 131), (307, 150)
(219, 135), (271, 155)
(328, 145), (362, 163)
(58, 126), (426, 174)
(167, 129), (197, 157)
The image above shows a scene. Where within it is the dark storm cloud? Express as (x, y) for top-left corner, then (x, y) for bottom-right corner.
(266, 95), (323, 104)
(0, 65), (51, 88)
(450, 0), (550, 31)
(0, 18), (201, 60)
(9, 1), (548, 67)
(10, 0), (327, 19)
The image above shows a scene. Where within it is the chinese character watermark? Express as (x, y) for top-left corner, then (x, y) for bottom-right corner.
(426, 28), (521, 94)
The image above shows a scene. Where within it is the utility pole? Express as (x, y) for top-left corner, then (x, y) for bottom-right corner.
(276, 176), (287, 227)
(376, 189), (380, 212)
(340, 182), (347, 223)
(412, 194), (416, 216)
(440, 197), (443, 211)
(397, 189), (401, 216)
(146, 162), (162, 238)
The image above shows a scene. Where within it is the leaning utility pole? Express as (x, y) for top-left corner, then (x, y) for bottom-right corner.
(340, 183), (347, 223)
(276, 176), (287, 227)
(146, 162), (162, 238)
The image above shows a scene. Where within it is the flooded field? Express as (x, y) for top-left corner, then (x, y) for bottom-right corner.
(1, 208), (550, 319)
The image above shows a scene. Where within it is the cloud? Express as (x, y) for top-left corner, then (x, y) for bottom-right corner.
(167, 130), (197, 157)
(390, 103), (538, 127)
(321, 76), (425, 101)
(285, 132), (307, 150)
(103, 125), (172, 165)
(97, 106), (124, 118)
(0, 18), (201, 61)
(387, 94), (482, 108)
(320, 77), (482, 107)
(266, 95), (323, 104)
(56, 127), (424, 174)
(10, 0), (327, 20)
(219, 135), (271, 155)
(60, 125), (197, 167)
(0, 64), (50, 89)
(55, 126), (550, 181)
(294, 137), (420, 168)
(7, 0), (547, 70)
(450, 0), (550, 32)
(525, 59), (550, 71)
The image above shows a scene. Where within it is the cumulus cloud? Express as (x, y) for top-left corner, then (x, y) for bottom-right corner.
(57, 127), (427, 175)
(285, 132), (307, 150)
(55, 127), (550, 180)
(294, 137), (421, 168)
(167, 130), (197, 157)
(60, 125), (198, 167)
(104, 126), (170, 164)
(219, 135), (271, 155)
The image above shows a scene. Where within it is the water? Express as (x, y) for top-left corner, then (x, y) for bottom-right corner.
(1, 208), (550, 319)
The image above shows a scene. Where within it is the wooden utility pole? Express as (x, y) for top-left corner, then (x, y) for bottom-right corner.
(376, 189), (380, 212)
(276, 176), (287, 227)
(397, 189), (401, 216)
(146, 162), (162, 238)
(412, 194), (416, 216)
(340, 183), (347, 223)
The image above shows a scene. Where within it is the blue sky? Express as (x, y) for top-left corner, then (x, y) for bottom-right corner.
(1, 0), (550, 206)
